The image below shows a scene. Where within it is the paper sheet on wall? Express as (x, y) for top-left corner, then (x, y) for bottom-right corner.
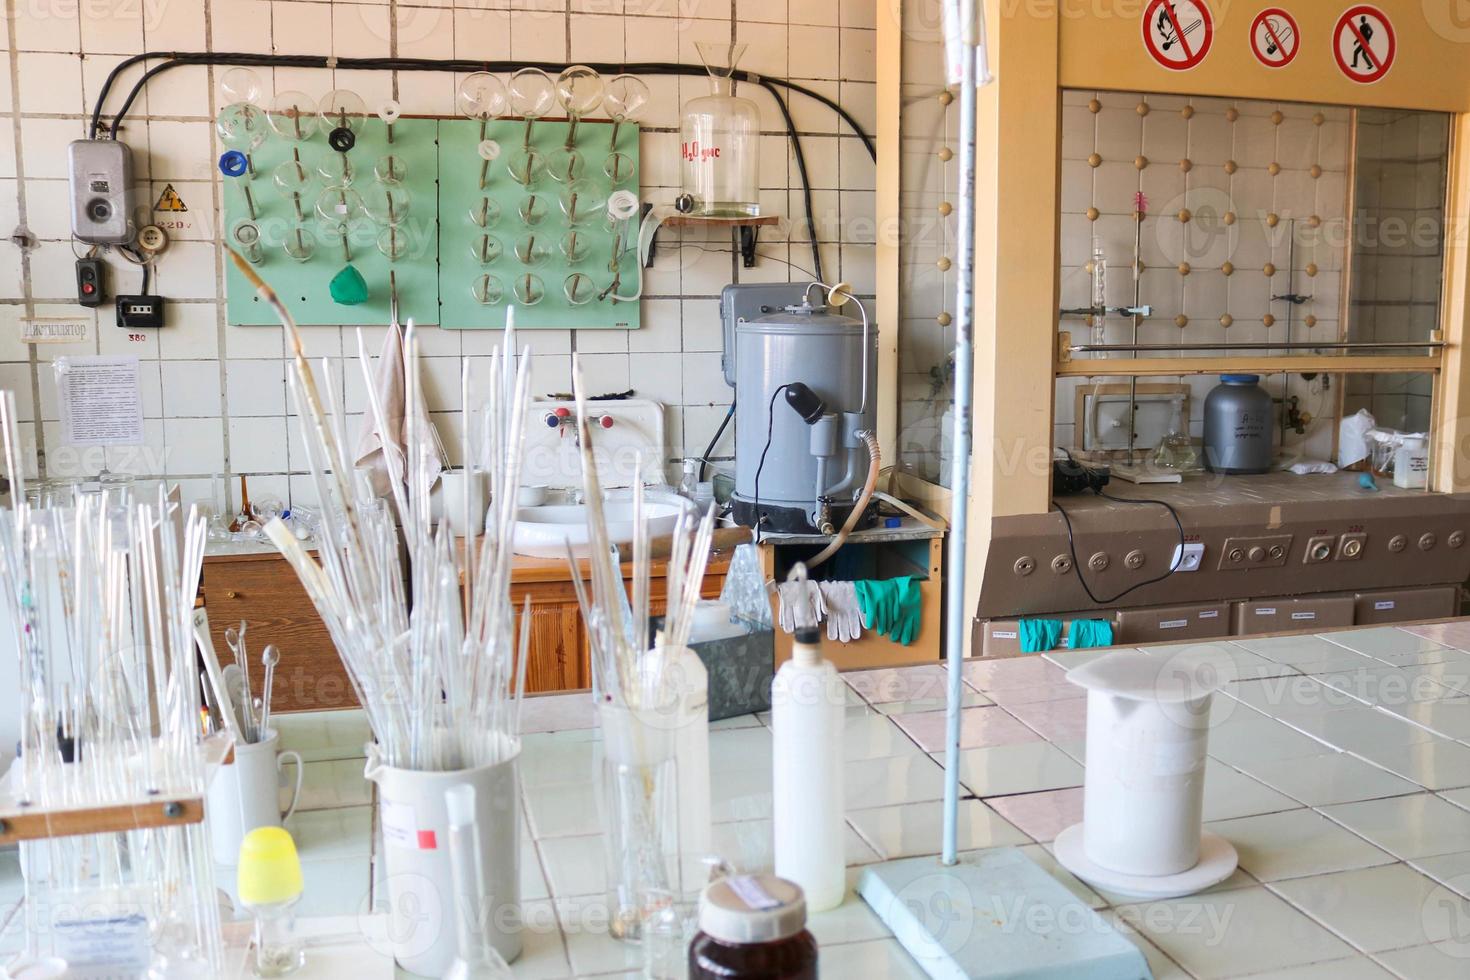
(56, 355), (144, 447)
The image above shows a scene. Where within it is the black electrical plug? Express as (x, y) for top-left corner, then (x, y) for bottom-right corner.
(784, 382), (825, 424)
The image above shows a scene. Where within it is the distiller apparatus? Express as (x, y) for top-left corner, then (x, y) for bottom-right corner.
(722, 282), (880, 535)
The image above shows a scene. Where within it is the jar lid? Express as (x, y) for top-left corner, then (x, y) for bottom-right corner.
(699, 875), (806, 944)
(1219, 374), (1260, 384)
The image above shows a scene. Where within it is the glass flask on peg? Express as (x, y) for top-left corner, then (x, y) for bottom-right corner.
(266, 91), (319, 142)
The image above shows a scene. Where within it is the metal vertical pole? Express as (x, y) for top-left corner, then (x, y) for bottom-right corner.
(942, 0), (980, 867)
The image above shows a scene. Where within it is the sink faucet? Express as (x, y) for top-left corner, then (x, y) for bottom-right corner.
(544, 407), (615, 447)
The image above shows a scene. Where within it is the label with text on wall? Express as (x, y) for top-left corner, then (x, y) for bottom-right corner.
(20, 317), (90, 344)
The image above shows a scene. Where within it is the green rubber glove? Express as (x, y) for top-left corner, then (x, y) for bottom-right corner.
(891, 577), (922, 646)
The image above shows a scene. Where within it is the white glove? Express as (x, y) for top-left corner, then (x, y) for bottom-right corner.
(777, 580), (826, 634)
(819, 581), (864, 644)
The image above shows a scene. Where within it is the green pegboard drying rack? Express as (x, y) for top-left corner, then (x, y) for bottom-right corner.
(223, 117), (441, 326)
(222, 115), (641, 331)
(438, 117), (640, 330)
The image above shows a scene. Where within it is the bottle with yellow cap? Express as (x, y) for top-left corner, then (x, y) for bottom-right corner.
(237, 826), (305, 977)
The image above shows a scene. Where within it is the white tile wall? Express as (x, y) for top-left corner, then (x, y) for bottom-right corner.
(1345, 109), (1449, 434)
(0, 0), (877, 505)
(1057, 91), (1355, 461)
(894, 0), (953, 482)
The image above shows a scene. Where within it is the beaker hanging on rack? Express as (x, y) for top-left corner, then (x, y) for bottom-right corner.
(680, 42), (760, 217)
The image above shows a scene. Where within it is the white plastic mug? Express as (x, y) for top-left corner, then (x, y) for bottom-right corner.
(207, 728), (303, 866)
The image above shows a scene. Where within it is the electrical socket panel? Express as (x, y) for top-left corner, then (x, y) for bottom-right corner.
(1170, 542), (1205, 572)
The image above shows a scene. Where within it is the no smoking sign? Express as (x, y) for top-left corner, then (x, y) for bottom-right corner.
(1142, 0), (1214, 71)
(1250, 8), (1299, 69)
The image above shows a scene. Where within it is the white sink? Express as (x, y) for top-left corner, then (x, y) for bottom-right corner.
(512, 492), (696, 558)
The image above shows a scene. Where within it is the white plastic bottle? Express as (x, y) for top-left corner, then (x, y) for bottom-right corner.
(771, 626), (846, 911)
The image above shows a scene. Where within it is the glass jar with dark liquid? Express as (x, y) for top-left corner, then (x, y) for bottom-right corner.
(689, 874), (817, 979)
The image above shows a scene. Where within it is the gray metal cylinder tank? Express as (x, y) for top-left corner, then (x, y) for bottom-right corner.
(1203, 374), (1274, 474)
(731, 301), (878, 532)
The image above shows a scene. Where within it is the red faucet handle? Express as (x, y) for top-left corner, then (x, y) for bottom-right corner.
(554, 407), (571, 418)
(598, 415), (615, 429)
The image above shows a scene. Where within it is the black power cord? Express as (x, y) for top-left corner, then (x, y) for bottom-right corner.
(699, 400), (735, 482)
(751, 384), (792, 543)
(88, 55), (875, 279)
(1053, 489), (1187, 607)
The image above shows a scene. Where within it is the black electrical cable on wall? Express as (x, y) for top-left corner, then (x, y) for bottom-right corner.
(88, 53), (876, 280)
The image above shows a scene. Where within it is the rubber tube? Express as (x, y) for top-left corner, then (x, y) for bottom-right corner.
(805, 431), (880, 571)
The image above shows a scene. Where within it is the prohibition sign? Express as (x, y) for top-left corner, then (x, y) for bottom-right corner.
(1250, 8), (1299, 68)
(1142, 0), (1214, 71)
(1333, 5), (1395, 83)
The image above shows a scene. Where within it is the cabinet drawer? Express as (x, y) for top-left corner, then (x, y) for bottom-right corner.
(204, 557), (355, 711)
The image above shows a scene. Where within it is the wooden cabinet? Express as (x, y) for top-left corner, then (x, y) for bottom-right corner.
(202, 547), (734, 709)
(202, 551), (355, 712)
(510, 555), (731, 694)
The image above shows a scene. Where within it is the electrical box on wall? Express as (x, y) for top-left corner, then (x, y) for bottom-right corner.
(68, 140), (135, 245)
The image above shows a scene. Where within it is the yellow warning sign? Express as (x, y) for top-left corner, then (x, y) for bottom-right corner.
(154, 184), (187, 212)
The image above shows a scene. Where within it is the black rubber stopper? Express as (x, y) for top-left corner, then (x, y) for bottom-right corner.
(328, 126), (356, 152)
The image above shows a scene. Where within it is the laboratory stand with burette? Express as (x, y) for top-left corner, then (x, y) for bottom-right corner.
(855, 3), (1154, 976)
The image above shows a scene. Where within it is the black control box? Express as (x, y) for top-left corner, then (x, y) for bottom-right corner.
(115, 294), (164, 329)
(75, 257), (105, 307)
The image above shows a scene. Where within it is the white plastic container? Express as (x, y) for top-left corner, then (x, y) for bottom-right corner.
(770, 627), (845, 911)
(1054, 650), (1238, 899)
(1394, 435), (1429, 489)
(364, 734), (521, 975)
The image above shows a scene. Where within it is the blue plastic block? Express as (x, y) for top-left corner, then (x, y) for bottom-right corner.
(858, 848), (1152, 980)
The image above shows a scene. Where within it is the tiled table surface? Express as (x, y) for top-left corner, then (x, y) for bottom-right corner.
(7, 623), (1470, 977)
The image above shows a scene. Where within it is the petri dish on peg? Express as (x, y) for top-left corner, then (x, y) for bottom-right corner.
(315, 187), (364, 225)
(374, 154), (407, 185)
(377, 225), (411, 262)
(604, 151), (636, 184)
(469, 233), (503, 265)
(217, 103), (266, 152)
(547, 147), (586, 184)
(558, 180), (605, 226)
(514, 234), (549, 266)
(564, 272), (596, 306)
(512, 272), (546, 306)
(319, 89), (368, 133)
(317, 151), (355, 186)
(505, 146), (545, 187)
(468, 197), (502, 228)
(559, 229), (590, 263)
(283, 224), (316, 261)
(273, 156), (316, 195)
(362, 184), (412, 226)
(472, 273), (505, 306)
(517, 193), (549, 227)
(267, 91), (319, 141)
